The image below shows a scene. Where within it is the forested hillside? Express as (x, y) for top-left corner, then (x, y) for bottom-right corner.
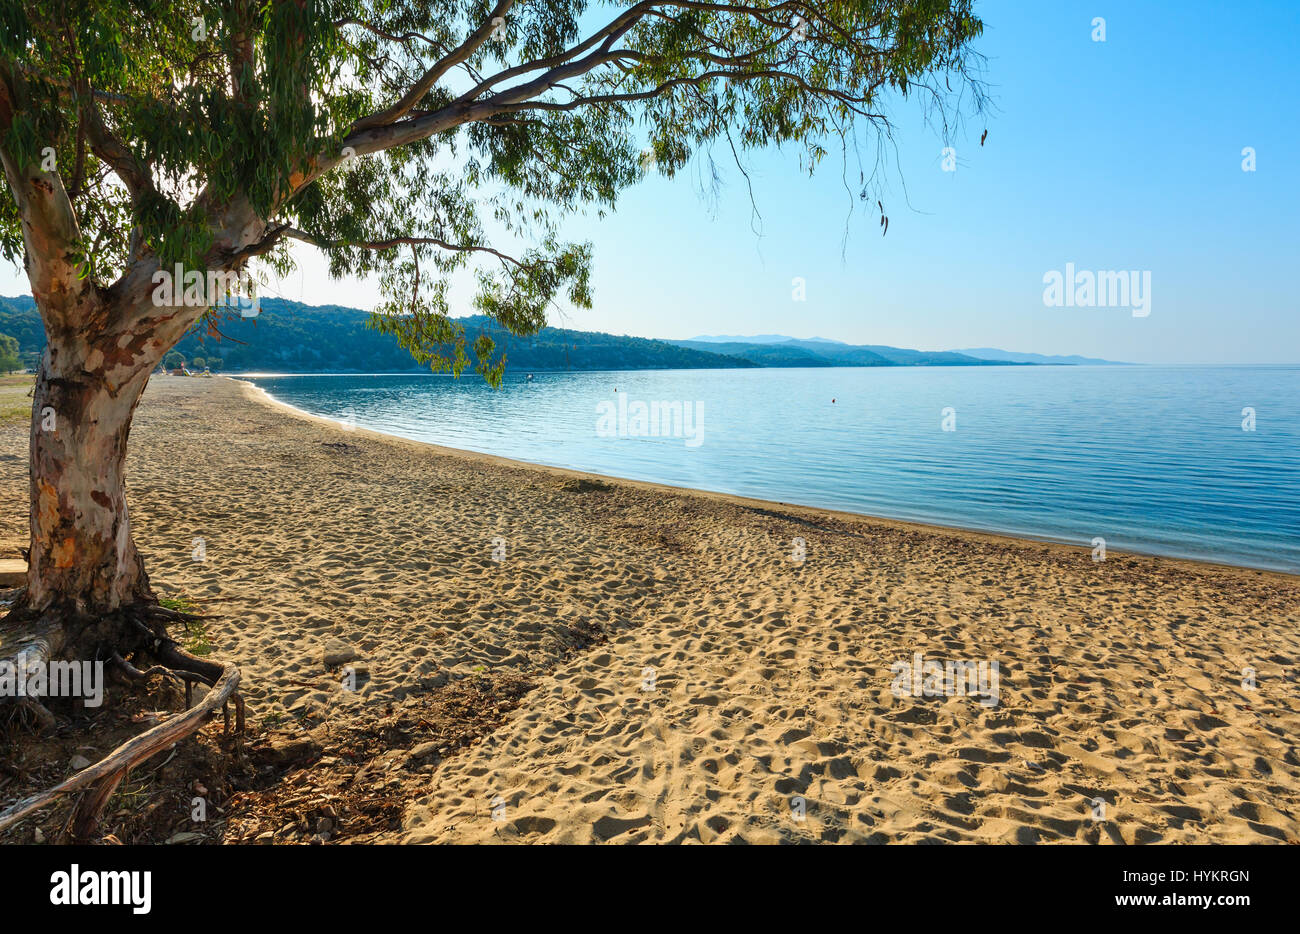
(0, 296), (1066, 373)
(0, 296), (752, 373)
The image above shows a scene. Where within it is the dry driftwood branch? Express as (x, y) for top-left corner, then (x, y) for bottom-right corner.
(0, 660), (240, 835)
(0, 614), (63, 731)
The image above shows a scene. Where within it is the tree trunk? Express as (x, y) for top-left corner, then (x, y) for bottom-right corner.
(23, 293), (163, 627)
(0, 293), (249, 837)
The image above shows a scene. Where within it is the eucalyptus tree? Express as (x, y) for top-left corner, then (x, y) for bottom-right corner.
(0, 0), (983, 670)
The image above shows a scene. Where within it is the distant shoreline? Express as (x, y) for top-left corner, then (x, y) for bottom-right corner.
(232, 374), (1297, 580)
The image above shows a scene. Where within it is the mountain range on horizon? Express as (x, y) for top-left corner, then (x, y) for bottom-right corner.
(689, 334), (847, 345)
(0, 293), (1131, 371)
(686, 334), (1130, 367)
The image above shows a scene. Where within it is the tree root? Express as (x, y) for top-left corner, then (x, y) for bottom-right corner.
(130, 621), (246, 732)
(145, 604), (213, 625)
(0, 658), (241, 837)
(110, 650), (209, 704)
(13, 697), (57, 731)
(0, 604), (245, 839)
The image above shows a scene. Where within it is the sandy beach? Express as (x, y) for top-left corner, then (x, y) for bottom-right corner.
(2, 375), (1298, 844)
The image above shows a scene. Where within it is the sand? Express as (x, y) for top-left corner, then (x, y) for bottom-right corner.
(1, 375), (1297, 844)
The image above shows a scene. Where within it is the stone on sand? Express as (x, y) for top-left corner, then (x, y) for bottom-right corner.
(322, 638), (360, 668)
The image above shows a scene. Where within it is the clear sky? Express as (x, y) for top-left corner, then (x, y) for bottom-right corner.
(3, 0), (1296, 363)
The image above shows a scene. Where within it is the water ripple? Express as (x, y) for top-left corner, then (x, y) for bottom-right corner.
(250, 365), (1300, 573)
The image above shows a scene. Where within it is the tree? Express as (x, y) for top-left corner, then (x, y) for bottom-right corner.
(0, 332), (20, 373)
(163, 350), (185, 370)
(190, 356), (206, 370)
(0, 0), (985, 796)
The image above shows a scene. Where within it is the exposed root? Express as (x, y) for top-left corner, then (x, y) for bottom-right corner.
(145, 604), (211, 625)
(0, 601), (245, 838)
(152, 638), (225, 684)
(110, 650), (203, 690)
(13, 697), (56, 732)
(0, 658), (241, 837)
(146, 634), (246, 734)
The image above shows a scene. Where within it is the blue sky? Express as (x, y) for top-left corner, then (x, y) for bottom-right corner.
(3, 0), (1296, 362)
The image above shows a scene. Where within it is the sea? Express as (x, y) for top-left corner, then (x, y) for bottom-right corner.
(243, 365), (1300, 573)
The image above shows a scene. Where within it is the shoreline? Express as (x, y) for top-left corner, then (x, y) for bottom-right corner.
(233, 375), (1298, 582)
(4, 375), (1298, 843)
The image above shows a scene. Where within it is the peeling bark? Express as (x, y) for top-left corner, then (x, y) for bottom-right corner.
(23, 290), (172, 625)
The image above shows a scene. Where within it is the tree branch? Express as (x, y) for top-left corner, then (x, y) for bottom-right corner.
(0, 71), (87, 322)
(350, 0), (516, 133)
(283, 227), (530, 269)
(79, 92), (156, 207)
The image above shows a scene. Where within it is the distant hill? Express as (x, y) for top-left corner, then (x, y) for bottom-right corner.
(0, 295), (43, 356)
(668, 337), (1011, 367)
(0, 295), (1131, 372)
(952, 348), (1132, 366)
(676, 332), (1134, 367)
(0, 296), (752, 373)
(439, 315), (756, 373)
(689, 334), (845, 345)
(669, 340), (862, 367)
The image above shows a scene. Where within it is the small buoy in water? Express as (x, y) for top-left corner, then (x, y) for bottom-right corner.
(832, 398), (836, 404)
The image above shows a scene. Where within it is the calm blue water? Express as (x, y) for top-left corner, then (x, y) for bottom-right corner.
(246, 366), (1300, 573)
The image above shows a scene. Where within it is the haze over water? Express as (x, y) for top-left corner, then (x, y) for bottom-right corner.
(248, 364), (1300, 573)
